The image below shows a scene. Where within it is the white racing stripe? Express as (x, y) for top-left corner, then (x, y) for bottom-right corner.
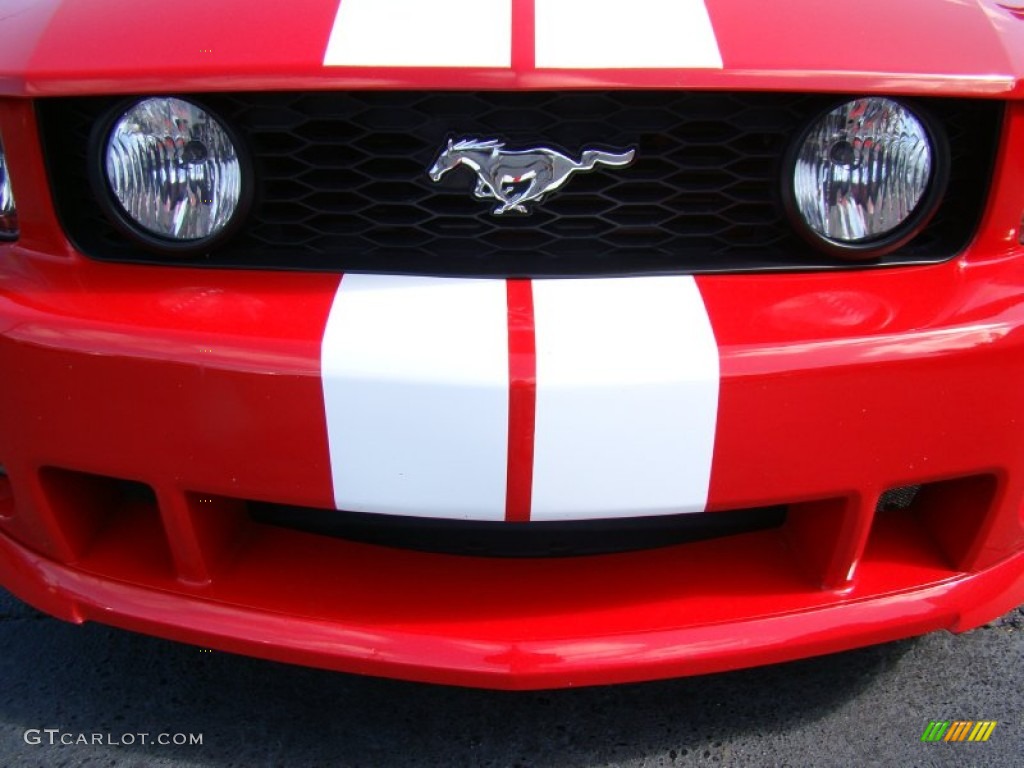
(322, 275), (510, 520)
(324, 0), (512, 68)
(530, 276), (719, 521)
(322, 275), (720, 522)
(535, 0), (723, 69)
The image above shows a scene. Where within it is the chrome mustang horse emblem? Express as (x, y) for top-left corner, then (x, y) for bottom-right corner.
(427, 138), (635, 215)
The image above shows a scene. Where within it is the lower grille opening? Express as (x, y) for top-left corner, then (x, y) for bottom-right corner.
(870, 476), (996, 571)
(38, 468), (169, 571)
(249, 503), (787, 558)
(12, 471), (998, 644)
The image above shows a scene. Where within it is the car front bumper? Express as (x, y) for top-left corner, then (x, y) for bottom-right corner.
(2, 250), (1024, 688)
(0, 102), (1023, 689)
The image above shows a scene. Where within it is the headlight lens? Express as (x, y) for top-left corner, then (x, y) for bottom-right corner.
(0, 135), (16, 239)
(102, 97), (244, 247)
(789, 98), (941, 257)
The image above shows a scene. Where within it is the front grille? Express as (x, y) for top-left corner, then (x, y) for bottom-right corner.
(39, 93), (1000, 276)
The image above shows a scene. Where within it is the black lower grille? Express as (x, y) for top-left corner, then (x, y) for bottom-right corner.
(250, 503), (786, 558)
(38, 92), (999, 276)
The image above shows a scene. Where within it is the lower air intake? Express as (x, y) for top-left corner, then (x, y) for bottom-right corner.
(250, 503), (787, 558)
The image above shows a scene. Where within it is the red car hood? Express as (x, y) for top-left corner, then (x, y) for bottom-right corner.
(0, 0), (1022, 96)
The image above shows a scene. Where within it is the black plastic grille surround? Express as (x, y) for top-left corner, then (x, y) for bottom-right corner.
(39, 92), (1000, 276)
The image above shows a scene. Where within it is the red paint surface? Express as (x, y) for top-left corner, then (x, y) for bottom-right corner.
(505, 280), (536, 523)
(705, 0), (1014, 77)
(0, 0), (1019, 96)
(511, 0), (536, 74)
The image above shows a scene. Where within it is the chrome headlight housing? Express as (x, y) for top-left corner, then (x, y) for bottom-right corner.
(93, 97), (250, 253)
(784, 97), (947, 259)
(0, 134), (16, 240)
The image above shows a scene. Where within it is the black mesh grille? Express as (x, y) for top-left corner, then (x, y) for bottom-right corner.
(38, 92), (1000, 276)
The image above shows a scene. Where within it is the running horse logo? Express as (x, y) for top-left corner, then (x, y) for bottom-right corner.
(427, 138), (635, 215)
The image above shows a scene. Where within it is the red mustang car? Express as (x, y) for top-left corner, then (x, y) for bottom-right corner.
(0, 0), (1022, 689)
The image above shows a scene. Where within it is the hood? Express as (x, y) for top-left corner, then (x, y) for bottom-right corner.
(0, 0), (1022, 97)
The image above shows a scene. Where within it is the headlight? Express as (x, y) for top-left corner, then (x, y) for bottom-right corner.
(0, 135), (16, 240)
(785, 97), (946, 259)
(96, 97), (248, 253)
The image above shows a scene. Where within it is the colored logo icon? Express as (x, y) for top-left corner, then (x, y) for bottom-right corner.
(921, 721), (997, 742)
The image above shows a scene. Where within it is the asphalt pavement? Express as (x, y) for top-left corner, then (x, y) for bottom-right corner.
(0, 587), (1020, 767)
